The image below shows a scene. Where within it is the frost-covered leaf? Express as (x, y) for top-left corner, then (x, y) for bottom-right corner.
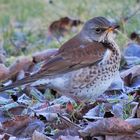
(124, 43), (140, 58)
(57, 135), (82, 140)
(79, 117), (135, 137)
(2, 115), (45, 137)
(32, 130), (54, 140)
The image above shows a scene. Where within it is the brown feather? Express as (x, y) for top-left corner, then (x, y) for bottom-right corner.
(39, 35), (107, 75)
(0, 34), (107, 92)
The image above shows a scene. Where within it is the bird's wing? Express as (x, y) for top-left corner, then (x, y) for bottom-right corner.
(0, 36), (108, 92)
(38, 36), (107, 76)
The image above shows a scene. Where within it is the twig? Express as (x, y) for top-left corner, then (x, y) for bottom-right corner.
(57, 113), (82, 129)
(123, 6), (140, 22)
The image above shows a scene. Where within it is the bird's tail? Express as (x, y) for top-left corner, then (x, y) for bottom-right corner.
(0, 73), (46, 92)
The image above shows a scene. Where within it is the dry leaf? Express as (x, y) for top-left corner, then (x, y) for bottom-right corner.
(48, 17), (82, 38)
(32, 130), (54, 140)
(124, 43), (140, 57)
(2, 115), (45, 137)
(66, 101), (74, 112)
(50, 96), (75, 105)
(124, 56), (140, 67)
(108, 71), (124, 91)
(106, 134), (140, 140)
(136, 103), (140, 118)
(130, 32), (140, 44)
(2, 115), (32, 134)
(32, 48), (58, 63)
(57, 135), (82, 140)
(84, 103), (123, 119)
(83, 105), (103, 119)
(92, 136), (104, 140)
(53, 127), (80, 139)
(35, 104), (61, 121)
(79, 117), (135, 137)
(0, 133), (17, 140)
(8, 105), (26, 116)
(0, 64), (9, 81)
(35, 104), (61, 113)
(131, 103), (140, 118)
(121, 65), (140, 80)
(126, 118), (140, 130)
(121, 65), (140, 87)
(9, 57), (34, 79)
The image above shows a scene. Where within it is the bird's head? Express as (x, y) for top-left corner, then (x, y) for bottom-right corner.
(82, 17), (119, 43)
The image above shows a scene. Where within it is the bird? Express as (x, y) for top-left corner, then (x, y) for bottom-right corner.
(0, 17), (121, 101)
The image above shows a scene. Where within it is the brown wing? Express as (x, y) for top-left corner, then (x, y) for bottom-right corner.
(39, 35), (107, 76)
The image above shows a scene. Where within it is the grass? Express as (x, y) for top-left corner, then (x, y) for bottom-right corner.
(0, 0), (140, 61)
(0, 0), (44, 26)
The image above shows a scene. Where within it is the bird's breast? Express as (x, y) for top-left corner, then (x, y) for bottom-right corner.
(69, 44), (121, 100)
(50, 42), (121, 101)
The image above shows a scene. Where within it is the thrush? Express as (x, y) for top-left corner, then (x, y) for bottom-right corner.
(0, 17), (121, 101)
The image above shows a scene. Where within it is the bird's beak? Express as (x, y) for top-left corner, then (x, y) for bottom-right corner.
(107, 24), (119, 33)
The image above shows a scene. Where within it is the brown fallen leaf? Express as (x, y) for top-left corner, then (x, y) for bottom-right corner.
(120, 65), (140, 87)
(0, 64), (10, 81)
(2, 115), (32, 133)
(130, 32), (140, 44)
(7, 105), (26, 116)
(2, 115), (45, 137)
(48, 17), (83, 39)
(131, 102), (140, 118)
(106, 134), (140, 140)
(0, 133), (17, 140)
(52, 128), (80, 140)
(32, 130), (53, 140)
(66, 101), (74, 113)
(57, 114), (81, 130)
(79, 117), (135, 137)
(121, 65), (140, 79)
(126, 118), (140, 130)
(32, 48), (58, 63)
(9, 57), (34, 80)
(136, 103), (140, 118)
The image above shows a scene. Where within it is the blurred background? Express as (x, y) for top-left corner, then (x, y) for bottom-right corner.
(0, 0), (140, 65)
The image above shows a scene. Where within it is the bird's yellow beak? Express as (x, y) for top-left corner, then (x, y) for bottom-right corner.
(106, 24), (119, 33)
(107, 27), (114, 33)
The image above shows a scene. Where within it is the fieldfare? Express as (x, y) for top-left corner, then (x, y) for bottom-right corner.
(0, 17), (121, 101)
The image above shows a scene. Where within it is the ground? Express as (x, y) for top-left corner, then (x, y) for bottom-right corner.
(0, 0), (140, 139)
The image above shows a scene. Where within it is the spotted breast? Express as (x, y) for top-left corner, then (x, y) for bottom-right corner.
(49, 40), (121, 101)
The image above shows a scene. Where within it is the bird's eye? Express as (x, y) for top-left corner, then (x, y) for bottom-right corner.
(95, 28), (102, 33)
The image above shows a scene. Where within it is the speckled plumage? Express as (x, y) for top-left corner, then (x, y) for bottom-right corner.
(0, 17), (121, 101)
(48, 41), (121, 101)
